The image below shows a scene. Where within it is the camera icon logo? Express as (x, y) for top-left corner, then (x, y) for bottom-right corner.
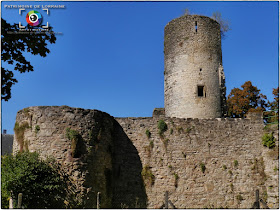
(26, 10), (42, 26)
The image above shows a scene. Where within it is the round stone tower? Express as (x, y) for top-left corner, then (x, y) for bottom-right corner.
(164, 15), (226, 119)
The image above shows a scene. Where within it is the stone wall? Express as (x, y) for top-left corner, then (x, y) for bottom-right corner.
(13, 106), (147, 208)
(13, 106), (279, 208)
(116, 114), (279, 208)
(164, 15), (223, 119)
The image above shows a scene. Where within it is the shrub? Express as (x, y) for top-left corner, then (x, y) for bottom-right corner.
(228, 170), (233, 175)
(1, 152), (66, 208)
(222, 165), (227, 170)
(145, 129), (151, 138)
(35, 125), (40, 134)
(236, 194), (243, 201)
(262, 133), (275, 148)
(158, 120), (167, 137)
(234, 160), (238, 167)
(170, 128), (173, 135)
(200, 162), (206, 173)
(141, 165), (155, 186)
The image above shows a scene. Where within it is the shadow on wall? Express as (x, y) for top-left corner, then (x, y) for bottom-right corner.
(81, 116), (147, 208)
(111, 121), (147, 208)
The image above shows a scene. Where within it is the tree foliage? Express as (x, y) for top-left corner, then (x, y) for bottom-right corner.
(227, 81), (267, 118)
(1, 152), (66, 208)
(212, 11), (231, 38)
(269, 87), (279, 111)
(265, 87), (279, 124)
(1, 18), (56, 101)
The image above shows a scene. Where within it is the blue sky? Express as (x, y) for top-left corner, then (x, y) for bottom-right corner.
(1, 1), (279, 134)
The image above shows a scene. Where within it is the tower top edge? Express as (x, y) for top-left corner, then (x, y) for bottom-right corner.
(165, 14), (220, 29)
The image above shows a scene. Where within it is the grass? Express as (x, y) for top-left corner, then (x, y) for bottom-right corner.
(234, 160), (238, 167)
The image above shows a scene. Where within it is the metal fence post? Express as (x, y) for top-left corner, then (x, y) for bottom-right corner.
(17, 193), (23, 209)
(9, 197), (13, 209)
(97, 192), (101, 209)
(255, 189), (260, 209)
(164, 191), (169, 209)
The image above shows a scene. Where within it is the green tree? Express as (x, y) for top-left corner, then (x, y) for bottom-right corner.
(1, 18), (56, 101)
(1, 152), (66, 208)
(227, 81), (267, 118)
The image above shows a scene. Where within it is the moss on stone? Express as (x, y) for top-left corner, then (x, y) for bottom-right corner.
(66, 128), (83, 158)
(14, 121), (30, 152)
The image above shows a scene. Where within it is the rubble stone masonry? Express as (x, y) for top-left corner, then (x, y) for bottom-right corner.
(13, 106), (279, 208)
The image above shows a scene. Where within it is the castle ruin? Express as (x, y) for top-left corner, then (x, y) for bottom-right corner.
(12, 15), (278, 209)
(164, 15), (226, 119)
